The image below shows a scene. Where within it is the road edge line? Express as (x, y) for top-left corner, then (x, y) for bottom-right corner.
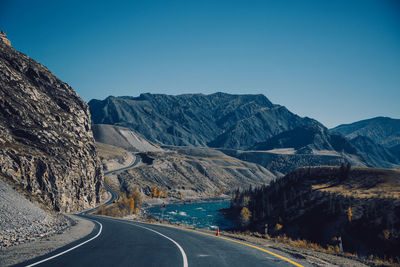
(139, 221), (304, 267)
(25, 219), (103, 267)
(104, 218), (188, 267)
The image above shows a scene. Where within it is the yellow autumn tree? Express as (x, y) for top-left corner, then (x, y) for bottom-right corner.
(129, 197), (135, 214)
(152, 186), (158, 198)
(121, 208), (126, 216)
(162, 188), (168, 198)
(157, 187), (162, 198)
(347, 206), (352, 222)
(240, 207), (251, 225)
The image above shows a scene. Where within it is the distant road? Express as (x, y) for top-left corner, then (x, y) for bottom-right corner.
(16, 153), (304, 267)
(104, 153), (140, 175)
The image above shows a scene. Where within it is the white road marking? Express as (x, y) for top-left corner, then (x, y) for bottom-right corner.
(25, 220), (103, 267)
(109, 219), (188, 267)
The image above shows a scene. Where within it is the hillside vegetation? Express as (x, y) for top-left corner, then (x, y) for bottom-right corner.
(230, 166), (400, 259)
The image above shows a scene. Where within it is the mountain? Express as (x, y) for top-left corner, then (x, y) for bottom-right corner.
(349, 136), (400, 168)
(0, 32), (103, 212)
(88, 93), (361, 154)
(88, 93), (310, 150)
(89, 93), (379, 172)
(251, 123), (359, 155)
(331, 117), (400, 150)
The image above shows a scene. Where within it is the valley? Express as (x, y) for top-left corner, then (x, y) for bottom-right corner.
(1, 28), (399, 267)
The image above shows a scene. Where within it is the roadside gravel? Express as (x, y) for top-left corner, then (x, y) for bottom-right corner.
(0, 179), (95, 266)
(0, 215), (94, 267)
(0, 179), (71, 249)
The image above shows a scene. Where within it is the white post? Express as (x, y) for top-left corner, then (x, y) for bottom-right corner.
(338, 236), (343, 252)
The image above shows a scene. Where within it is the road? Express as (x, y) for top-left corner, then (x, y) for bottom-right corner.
(15, 154), (305, 267)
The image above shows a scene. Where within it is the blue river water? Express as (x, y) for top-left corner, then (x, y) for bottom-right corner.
(146, 200), (235, 230)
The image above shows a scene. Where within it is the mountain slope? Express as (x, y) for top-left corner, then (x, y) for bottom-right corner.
(0, 34), (103, 212)
(331, 117), (400, 149)
(349, 136), (400, 168)
(88, 93), (310, 150)
(92, 124), (162, 152)
(89, 93), (385, 171)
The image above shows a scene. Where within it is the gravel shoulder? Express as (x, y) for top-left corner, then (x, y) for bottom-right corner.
(0, 215), (94, 267)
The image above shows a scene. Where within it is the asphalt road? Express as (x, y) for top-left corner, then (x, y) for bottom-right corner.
(18, 215), (303, 267)
(15, 153), (305, 267)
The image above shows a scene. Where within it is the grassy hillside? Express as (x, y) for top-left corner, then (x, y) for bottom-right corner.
(230, 166), (400, 259)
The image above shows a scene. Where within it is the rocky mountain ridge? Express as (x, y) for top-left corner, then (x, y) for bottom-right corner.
(89, 93), (311, 149)
(0, 34), (104, 212)
(331, 116), (400, 150)
(89, 93), (400, 171)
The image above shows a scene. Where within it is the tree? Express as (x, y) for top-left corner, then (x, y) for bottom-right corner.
(129, 197), (135, 214)
(240, 207), (251, 226)
(157, 187), (162, 198)
(347, 206), (352, 222)
(152, 186), (158, 198)
(162, 188), (168, 198)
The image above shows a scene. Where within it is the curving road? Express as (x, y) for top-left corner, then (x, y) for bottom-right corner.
(14, 154), (306, 267)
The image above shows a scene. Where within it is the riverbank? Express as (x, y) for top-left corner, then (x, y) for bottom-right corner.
(142, 195), (231, 208)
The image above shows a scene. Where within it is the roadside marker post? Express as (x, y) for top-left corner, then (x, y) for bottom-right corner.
(161, 202), (166, 222)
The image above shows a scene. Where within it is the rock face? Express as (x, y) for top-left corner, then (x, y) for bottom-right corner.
(0, 31), (11, 47)
(0, 34), (103, 212)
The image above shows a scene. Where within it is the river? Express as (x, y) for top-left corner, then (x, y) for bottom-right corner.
(146, 200), (235, 230)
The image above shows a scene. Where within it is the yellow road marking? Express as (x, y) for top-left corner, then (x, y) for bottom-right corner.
(96, 216), (304, 267)
(165, 225), (304, 267)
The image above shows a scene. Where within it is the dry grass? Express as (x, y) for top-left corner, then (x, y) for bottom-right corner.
(312, 167), (400, 199)
(226, 230), (400, 267)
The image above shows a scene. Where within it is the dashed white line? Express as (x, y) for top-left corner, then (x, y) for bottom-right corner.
(25, 219), (103, 267)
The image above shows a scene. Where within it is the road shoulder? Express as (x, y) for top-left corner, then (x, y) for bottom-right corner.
(0, 215), (94, 267)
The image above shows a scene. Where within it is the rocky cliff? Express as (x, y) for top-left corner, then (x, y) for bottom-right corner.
(0, 33), (103, 212)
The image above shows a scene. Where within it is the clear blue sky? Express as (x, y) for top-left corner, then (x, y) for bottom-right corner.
(1, 0), (399, 128)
